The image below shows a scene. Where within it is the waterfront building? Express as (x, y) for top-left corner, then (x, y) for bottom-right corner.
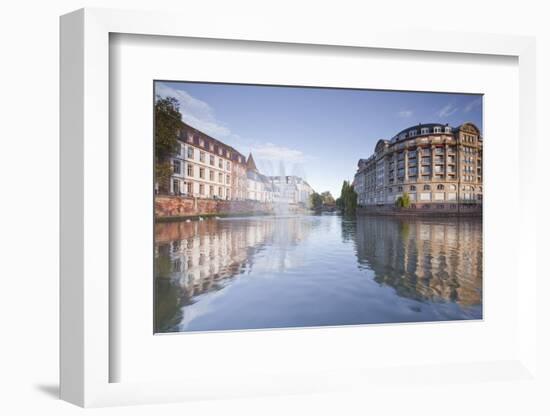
(354, 122), (482, 212)
(270, 176), (314, 206)
(170, 121), (233, 200)
(246, 153), (274, 202)
(165, 120), (311, 206)
(230, 151), (248, 201)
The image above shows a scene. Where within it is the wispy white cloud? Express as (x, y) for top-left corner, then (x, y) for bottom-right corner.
(250, 142), (306, 163)
(156, 83), (311, 172)
(398, 110), (413, 118)
(437, 103), (458, 118)
(464, 97), (482, 113)
(155, 83), (232, 139)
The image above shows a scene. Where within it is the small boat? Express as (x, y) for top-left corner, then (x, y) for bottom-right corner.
(198, 217), (204, 221)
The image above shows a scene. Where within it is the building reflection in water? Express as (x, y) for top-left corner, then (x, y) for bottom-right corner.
(155, 216), (316, 332)
(352, 215), (482, 308)
(155, 215), (482, 333)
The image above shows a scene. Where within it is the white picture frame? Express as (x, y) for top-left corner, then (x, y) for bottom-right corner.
(60, 7), (538, 408)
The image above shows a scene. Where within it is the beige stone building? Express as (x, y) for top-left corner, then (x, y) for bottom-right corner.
(169, 121), (234, 200)
(354, 122), (482, 213)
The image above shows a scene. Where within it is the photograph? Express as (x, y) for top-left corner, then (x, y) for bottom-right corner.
(154, 81), (483, 333)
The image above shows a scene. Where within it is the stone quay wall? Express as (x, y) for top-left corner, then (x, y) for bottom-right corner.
(357, 203), (482, 217)
(155, 195), (274, 219)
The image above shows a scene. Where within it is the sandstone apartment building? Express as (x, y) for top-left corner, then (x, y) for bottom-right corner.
(354, 122), (482, 213)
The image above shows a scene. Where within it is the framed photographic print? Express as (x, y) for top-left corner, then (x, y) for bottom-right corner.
(60, 7), (539, 408)
(153, 81), (483, 334)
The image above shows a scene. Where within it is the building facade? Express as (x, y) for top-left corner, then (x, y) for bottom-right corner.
(245, 154), (274, 203)
(165, 120), (313, 205)
(169, 121), (234, 200)
(354, 122), (482, 212)
(270, 176), (314, 206)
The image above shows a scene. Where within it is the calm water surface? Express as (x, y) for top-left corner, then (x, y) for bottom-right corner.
(155, 214), (482, 333)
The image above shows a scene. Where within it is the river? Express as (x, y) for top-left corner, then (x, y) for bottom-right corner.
(155, 214), (482, 333)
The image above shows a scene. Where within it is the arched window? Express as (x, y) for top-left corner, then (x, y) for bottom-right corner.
(423, 184), (431, 191)
(449, 184), (457, 191)
(437, 184), (444, 190)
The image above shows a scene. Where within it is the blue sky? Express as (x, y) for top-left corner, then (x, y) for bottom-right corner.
(155, 81), (482, 197)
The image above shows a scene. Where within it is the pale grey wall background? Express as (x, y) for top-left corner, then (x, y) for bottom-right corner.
(0, 0), (548, 415)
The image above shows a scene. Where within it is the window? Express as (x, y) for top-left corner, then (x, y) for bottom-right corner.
(218, 172), (223, 183)
(423, 184), (431, 191)
(218, 158), (223, 169)
(199, 184), (204, 195)
(199, 138), (205, 147)
(437, 184), (444, 190)
(209, 170), (214, 181)
(186, 182), (193, 195)
(187, 164), (193, 177)
(226, 175), (230, 185)
(410, 185), (416, 191)
(227, 161), (231, 170)
(398, 186), (403, 192)
(187, 147), (194, 159)
(218, 148), (223, 156)
(421, 127), (429, 135)
(199, 167), (205, 179)
(210, 185), (214, 196)
(218, 187), (223, 197)
(434, 126), (442, 133)
(209, 143), (214, 152)
(388, 188), (393, 193)
(409, 130), (417, 137)
(200, 151), (205, 162)
(173, 160), (181, 174)
(209, 155), (215, 166)
(172, 179), (180, 194)
(181, 144), (185, 155)
(449, 184), (457, 191)
(445, 126), (451, 133)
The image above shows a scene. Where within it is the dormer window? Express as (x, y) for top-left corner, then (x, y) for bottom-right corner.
(409, 130), (417, 137)
(445, 126), (452, 133)
(434, 126), (442, 133)
(421, 127), (429, 135)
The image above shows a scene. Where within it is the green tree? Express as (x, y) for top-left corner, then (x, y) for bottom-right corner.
(309, 192), (323, 210)
(155, 96), (182, 193)
(338, 180), (357, 214)
(395, 192), (411, 209)
(320, 191), (335, 205)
